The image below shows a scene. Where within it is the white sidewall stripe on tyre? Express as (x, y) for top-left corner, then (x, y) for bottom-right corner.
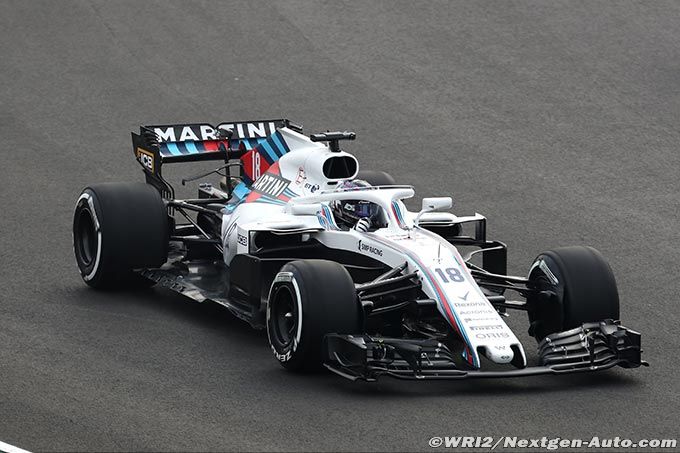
(266, 272), (304, 360)
(291, 277), (303, 348)
(76, 192), (102, 282)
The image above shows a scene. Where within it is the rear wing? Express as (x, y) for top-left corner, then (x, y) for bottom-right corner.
(131, 118), (301, 197)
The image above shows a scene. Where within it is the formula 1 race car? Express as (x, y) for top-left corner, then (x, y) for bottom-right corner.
(72, 119), (646, 380)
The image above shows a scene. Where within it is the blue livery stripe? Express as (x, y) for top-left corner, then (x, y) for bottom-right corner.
(283, 187), (298, 197)
(232, 182), (250, 199)
(271, 131), (289, 155)
(255, 196), (286, 205)
(184, 141), (198, 154)
(259, 141), (279, 162)
(166, 143), (182, 156)
(322, 205), (339, 230)
(317, 214), (328, 229)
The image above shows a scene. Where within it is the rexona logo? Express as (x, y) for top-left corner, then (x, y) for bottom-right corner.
(357, 240), (384, 257)
(252, 173), (289, 198)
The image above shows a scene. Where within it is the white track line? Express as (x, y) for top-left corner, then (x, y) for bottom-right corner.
(0, 440), (31, 453)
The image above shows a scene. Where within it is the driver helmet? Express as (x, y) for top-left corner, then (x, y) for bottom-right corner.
(331, 179), (380, 227)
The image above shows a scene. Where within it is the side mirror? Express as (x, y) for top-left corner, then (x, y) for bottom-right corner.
(290, 203), (323, 216)
(415, 197), (453, 225)
(421, 197), (452, 212)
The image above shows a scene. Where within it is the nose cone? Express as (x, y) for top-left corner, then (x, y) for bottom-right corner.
(480, 346), (515, 364)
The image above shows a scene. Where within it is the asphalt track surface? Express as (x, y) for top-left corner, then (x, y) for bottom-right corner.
(1, 1), (679, 451)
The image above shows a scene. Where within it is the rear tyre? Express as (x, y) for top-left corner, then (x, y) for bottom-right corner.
(266, 260), (361, 371)
(356, 170), (396, 186)
(526, 246), (620, 340)
(73, 183), (169, 289)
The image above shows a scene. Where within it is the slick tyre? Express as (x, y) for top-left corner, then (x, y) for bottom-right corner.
(355, 170), (396, 186)
(266, 260), (361, 372)
(527, 246), (620, 340)
(73, 183), (169, 289)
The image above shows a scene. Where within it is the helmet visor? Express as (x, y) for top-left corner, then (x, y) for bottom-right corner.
(355, 202), (376, 218)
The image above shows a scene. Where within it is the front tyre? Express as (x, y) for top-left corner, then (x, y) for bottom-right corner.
(73, 183), (169, 289)
(266, 260), (361, 371)
(526, 246), (620, 340)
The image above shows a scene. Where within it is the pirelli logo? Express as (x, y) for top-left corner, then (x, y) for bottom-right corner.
(252, 173), (289, 198)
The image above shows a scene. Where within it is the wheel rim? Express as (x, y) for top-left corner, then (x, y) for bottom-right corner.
(76, 208), (97, 266)
(271, 286), (298, 347)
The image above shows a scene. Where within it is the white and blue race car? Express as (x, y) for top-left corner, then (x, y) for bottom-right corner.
(72, 119), (645, 380)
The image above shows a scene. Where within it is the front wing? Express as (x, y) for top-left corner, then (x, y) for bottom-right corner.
(323, 320), (646, 381)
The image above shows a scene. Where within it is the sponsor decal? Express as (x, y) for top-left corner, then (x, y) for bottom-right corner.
(475, 332), (510, 340)
(304, 182), (320, 193)
(357, 239), (384, 257)
(294, 167), (306, 185)
(237, 233), (248, 247)
(152, 120), (283, 142)
(469, 325), (504, 331)
(384, 232), (409, 240)
(458, 309), (496, 315)
(136, 147), (154, 172)
(464, 317), (502, 322)
(252, 173), (290, 198)
(453, 301), (488, 307)
(273, 272), (294, 283)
